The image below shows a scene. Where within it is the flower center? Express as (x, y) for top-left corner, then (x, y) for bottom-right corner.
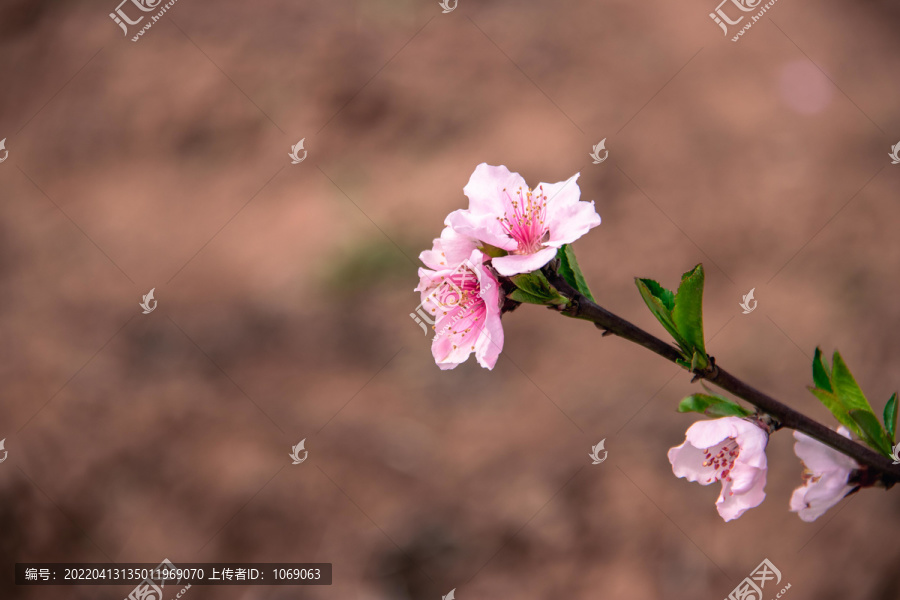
(497, 186), (549, 254)
(800, 464), (822, 485)
(702, 438), (740, 484)
(430, 267), (486, 352)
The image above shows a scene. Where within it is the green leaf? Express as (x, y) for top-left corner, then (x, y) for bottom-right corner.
(638, 278), (675, 311)
(677, 394), (752, 418)
(672, 264), (706, 358)
(508, 288), (553, 305)
(849, 409), (893, 457)
(884, 392), (898, 444)
(556, 245), (594, 302)
(509, 271), (566, 305)
(479, 243), (508, 258)
(635, 278), (684, 350)
(812, 347), (833, 393)
(831, 352), (876, 414)
(808, 387), (861, 436)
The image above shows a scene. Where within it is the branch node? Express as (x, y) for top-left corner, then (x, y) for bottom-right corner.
(707, 356), (719, 379)
(594, 323), (614, 336)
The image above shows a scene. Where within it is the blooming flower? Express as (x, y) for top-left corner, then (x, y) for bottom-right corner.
(415, 231), (503, 370)
(445, 164), (601, 276)
(789, 427), (858, 522)
(667, 417), (769, 521)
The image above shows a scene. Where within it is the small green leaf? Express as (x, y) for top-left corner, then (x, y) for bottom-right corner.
(884, 392), (897, 444)
(638, 278), (675, 311)
(672, 264), (706, 358)
(812, 347), (833, 393)
(635, 278), (684, 350)
(479, 243), (508, 258)
(848, 409), (893, 457)
(509, 271), (566, 305)
(508, 288), (553, 305)
(556, 245), (594, 302)
(808, 387), (861, 436)
(678, 394), (752, 418)
(831, 352), (876, 414)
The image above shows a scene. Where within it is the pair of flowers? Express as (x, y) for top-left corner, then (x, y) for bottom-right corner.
(415, 164), (602, 370)
(669, 416), (858, 521)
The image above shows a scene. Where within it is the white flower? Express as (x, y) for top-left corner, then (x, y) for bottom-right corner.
(789, 427), (858, 522)
(668, 417), (769, 522)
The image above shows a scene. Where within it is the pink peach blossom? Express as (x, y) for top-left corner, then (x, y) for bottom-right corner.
(789, 427), (858, 522)
(415, 235), (503, 370)
(668, 417), (769, 521)
(445, 164), (601, 276)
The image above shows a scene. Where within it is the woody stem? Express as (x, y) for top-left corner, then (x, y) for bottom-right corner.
(540, 263), (900, 485)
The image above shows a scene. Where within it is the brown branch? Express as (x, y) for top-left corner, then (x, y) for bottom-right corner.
(541, 263), (900, 485)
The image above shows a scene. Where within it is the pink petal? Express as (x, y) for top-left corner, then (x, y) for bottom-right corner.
(790, 474), (853, 522)
(540, 174), (601, 247)
(683, 418), (737, 449)
(474, 257), (504, 369)
(419, 227), (479, 271)
(728, 460), (765, 495)
(445, 209), (518, 251)
(733, 424), (769, 469)
(716, 468), (766, 521)
(415, 267), (441, 295)
(463, 163), (527, 217)
(792, 428), (858, 474)
(474, 312), (504, 370)
(537, 173), (582, 209)
(667, 441), (717, 485)
(491, 247), (559, 276)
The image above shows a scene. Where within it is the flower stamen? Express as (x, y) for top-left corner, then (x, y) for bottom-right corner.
(496, 185), (549, 255)
(702, 438), (740, 484)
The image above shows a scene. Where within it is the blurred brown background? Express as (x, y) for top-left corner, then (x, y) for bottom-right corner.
(1, 0), (900, 598)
